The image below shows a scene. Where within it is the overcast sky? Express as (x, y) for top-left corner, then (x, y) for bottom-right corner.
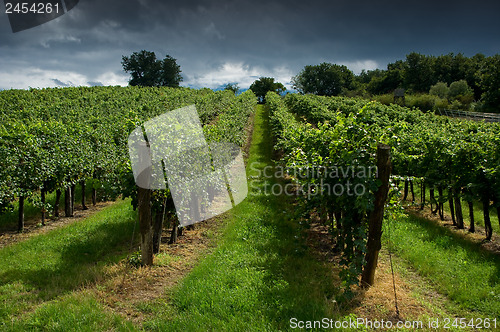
(1, 0), (500, 91)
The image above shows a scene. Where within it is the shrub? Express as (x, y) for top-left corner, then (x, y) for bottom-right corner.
(407, 94), (438, 112)
(449, 100), (463, 110)
(429, 82), (449, 99)
(373, 93), (394, 105)
(449, 80), (473, 100)
(434, 97), (449, 110)
(456, 94), (474, 108)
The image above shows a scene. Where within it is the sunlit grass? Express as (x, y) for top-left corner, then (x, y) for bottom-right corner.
(5, 292), (135, 332)
(385, 212), (500, 318)
(141, 105), (342, 331)
(0, 198), (137, 329)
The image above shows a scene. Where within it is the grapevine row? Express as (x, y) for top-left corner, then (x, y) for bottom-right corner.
(283, 93), (500, 239)
(267, 91), (381, 294)
(267, 91), (500, 294)
(0, 86), (256, 234)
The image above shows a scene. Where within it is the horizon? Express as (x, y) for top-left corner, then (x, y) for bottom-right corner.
(1, 0), (500, 91)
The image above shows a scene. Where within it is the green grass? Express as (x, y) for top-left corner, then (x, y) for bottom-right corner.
(140, 105), (347, 331)
(6, 293), (135, 331)
(385, 211), (500, 319)
(0, 198), (138, 330)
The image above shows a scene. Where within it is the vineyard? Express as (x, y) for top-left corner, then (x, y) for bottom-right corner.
(267, 91), (500, 300)
(0, 86), (256, 238)
(268, 91), (500, 239)
(0, 86), (500, 330)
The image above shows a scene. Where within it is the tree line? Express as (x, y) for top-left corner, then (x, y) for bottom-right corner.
(120, 50), (500, 113)
(291, 52), (500, 113)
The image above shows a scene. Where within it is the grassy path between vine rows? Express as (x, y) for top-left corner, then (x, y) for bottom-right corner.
(0, 198), (139, 330)
(136, 104), (342, 330)
(380, 183), (500, 321)
(0, 200), (115, 249)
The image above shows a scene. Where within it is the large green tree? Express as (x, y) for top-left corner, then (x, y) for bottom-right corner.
(292, 62), (354, 96)
(224, 83), (239, 94)
(404, 52), (435, 92)
(480, 55), (500, 113)
(249, 77), (285, 103)
(365, 61), (405, 95)
(121, 50), (182, 87)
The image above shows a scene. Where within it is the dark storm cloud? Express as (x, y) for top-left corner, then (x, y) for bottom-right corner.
(1, 0), (499, 89)
(52, 78), (72, 86)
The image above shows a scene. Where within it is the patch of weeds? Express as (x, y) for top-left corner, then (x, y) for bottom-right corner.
(128, 251), (143, 268)
(154, 252), (180, 267)
(202, 229), (215, 239)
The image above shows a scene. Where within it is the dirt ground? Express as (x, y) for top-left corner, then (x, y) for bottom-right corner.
(304, 219), (439, 324)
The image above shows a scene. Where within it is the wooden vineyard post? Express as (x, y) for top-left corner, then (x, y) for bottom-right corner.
(64, 187), (72, 217)
(138, 185), (153, 265)
(483, 199), (493, 241)
(361, 144), (391, 287)
(137, 140), (154, 265)
(41, 187), (46, 226)
(81, 180), (88, 210)
(18, 195), (25, 232)
(54, 189), (61, 217)
(92, 172), (97, 206)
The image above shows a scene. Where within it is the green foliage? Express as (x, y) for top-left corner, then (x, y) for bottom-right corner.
(121, 50), (182, 87)
(404, 52), (435, 92)
(292, 62), (355, 96)
(267, 92), (377, 296)
(435, 97), (449, 110)
(429, 81), (449, 99)
(406, 94), (439, 112)
(449, 80), (474, 100)
(249, 77), (285, 103)
(128, 250), (143, 267)
(0, 86), (257, 224)
(479, 55), (500, 112)
(372, 93), (394, 105)
(223, 83), (239, 94)
(203, 90), (257, 146)
(353, 52), (498, 112)
(268, 91), (500, 297)
(157, 55), (183, 87)
(357, 69), (384, 85)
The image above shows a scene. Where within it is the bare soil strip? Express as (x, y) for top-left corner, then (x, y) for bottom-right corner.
(305, 219), (453, 323)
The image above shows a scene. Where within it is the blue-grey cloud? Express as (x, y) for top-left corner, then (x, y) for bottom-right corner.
(1, 0), (499, 90)
(52, 78), (72, 87)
